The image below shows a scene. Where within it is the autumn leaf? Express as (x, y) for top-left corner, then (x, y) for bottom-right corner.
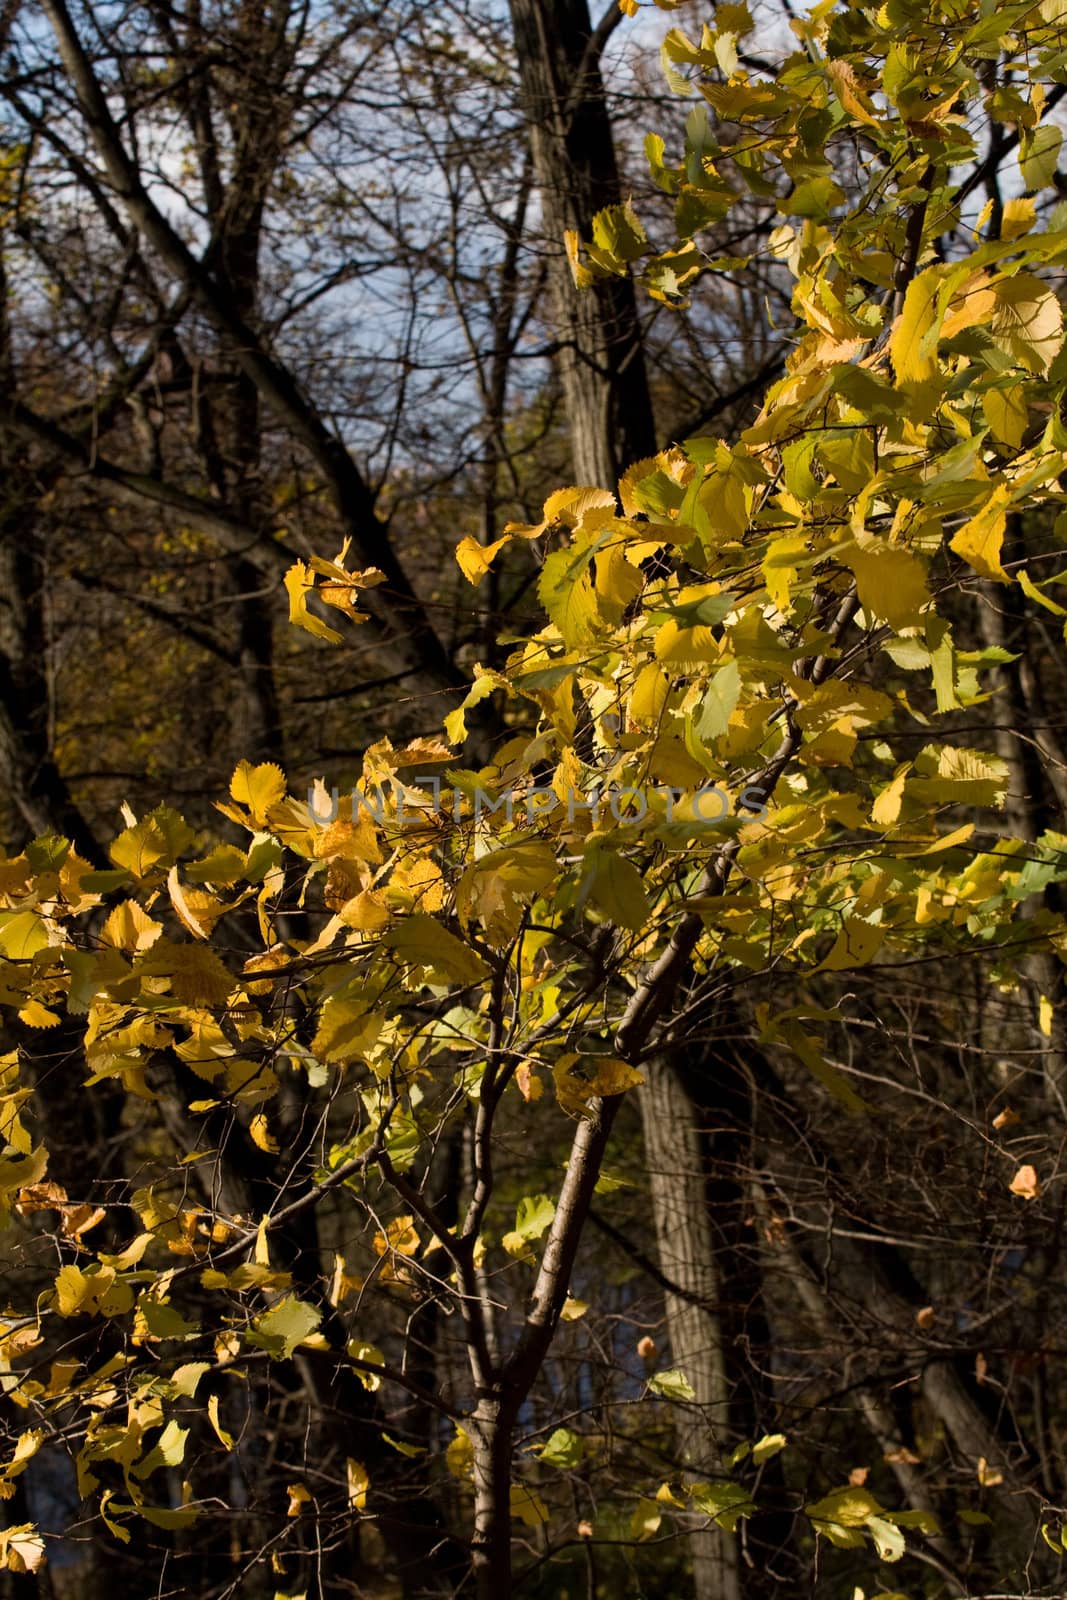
(1009, 1164), (1040, 1200)
(990, 275), (1063, 374)
(950, 485), (1012, 583)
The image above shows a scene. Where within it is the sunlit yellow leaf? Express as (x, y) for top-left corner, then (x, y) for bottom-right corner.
(950, 485), (1011, 583)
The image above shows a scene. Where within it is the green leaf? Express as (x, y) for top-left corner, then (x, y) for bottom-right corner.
(515, 1193), (556, 1241)
(781, 175), (846, 217)
(135, 1296), (199, 1342)
(538, 1428), (586, 1469)
(1020, 123), (1062, 190)
(586, 850), (651, 932)
(249, 1296), (322, 1360)
(695, 660), (741, 742)
(868, 1514), (906, 1561)
(751, 1432), (787, 1463)
(690, 1481), (757, 1530)
(630, 1496), (663, 1539)
(590, 201), (647, 268)
(538, 542), (600, 649)
(25, 834), (70, 873)
(649, 1369), (696, 1401)
(806, 1486), (882, 1526)
(381, 916), (491, 986)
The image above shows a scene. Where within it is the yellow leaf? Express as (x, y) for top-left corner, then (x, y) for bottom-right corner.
(167, 869), (224, 940)
(1018, 567), (1067, 615)
(510, 1484), (549, 1527)
(315, 813), (382, 867)
(0, 912), (49, 960)
(817, 918), (884, 972)
(346, 1341), (387, 1391)
(284, 561), (344, 644)
(346, 1459), (369, 1511)
(0, 1525), (45, 1574)
(455, 842), (557, 945)
(286, 1483), (311, 1517)
(136, 941), (234, 1007)
(595, 546), (644, 623)
(0, 1147), (46, 1198)
(339, 890), (390, 932)
(329, 1256), (363, 1306)
(843, 543), (930, 630)
(1009, 1163), (1040, 1200)
(940, 271), (996, 341)
(16, 999), (60, 1030)
(311, 997), (384, 1064)
(207, 1395), (234, 1451)
(827, 59), (879, 128)
(514, 1062), (543, 1101)
(54, 1264), (115, 1317)
(982, 387), (1028, 448)
(630, 663), (669, 729)
(1040, 995), (1054, 1038)
(770, 1022), (868, 1115)
(230, 762), (287, 825)
(654, 618), (721, 663)
(871, 764), (911, 827)
(629, 1497), (663, 1540)
(446, 1427), (473, 1480)
(554, 1054), (644, 1114)
(373, 1216), (420, 1257)
(456, 534), (510, 586)
(950, 485), (1011, 583)
(109, 807), (194, 879)
(101, 899), (163, 953)
(761, 531), (809, 611)
(1000, 195), (1036, 240)
(990, 274), (1062, 374)
(564, 227), (594, 289)
(170, 1363), (210, 1398)
(890, 266), (941, 385)
(184, 845), (248, 886)
(249, 1114), (279, 1154)
(0, 1430), (42, 1484)
(59, 1203), (106, 1241)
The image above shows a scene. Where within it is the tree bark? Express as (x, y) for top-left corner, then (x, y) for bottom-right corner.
(508, 0), (657, 485)
(640, 1054), (741, 1600)
(470, 1396), (516, 1600)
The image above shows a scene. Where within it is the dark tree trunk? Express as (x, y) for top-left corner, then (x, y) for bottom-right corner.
(508, 0), (657, 485)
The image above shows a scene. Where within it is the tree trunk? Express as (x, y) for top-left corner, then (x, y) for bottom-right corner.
(510, 21), (765, 1589)
(974, 543), (1067, 1109)
(508, 0), (657, 485)
(640, 1054), (741, 1600)
(470, 1397), (515, 1600)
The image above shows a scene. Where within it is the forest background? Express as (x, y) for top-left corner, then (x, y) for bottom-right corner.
(1, 0), (1067, 1597)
